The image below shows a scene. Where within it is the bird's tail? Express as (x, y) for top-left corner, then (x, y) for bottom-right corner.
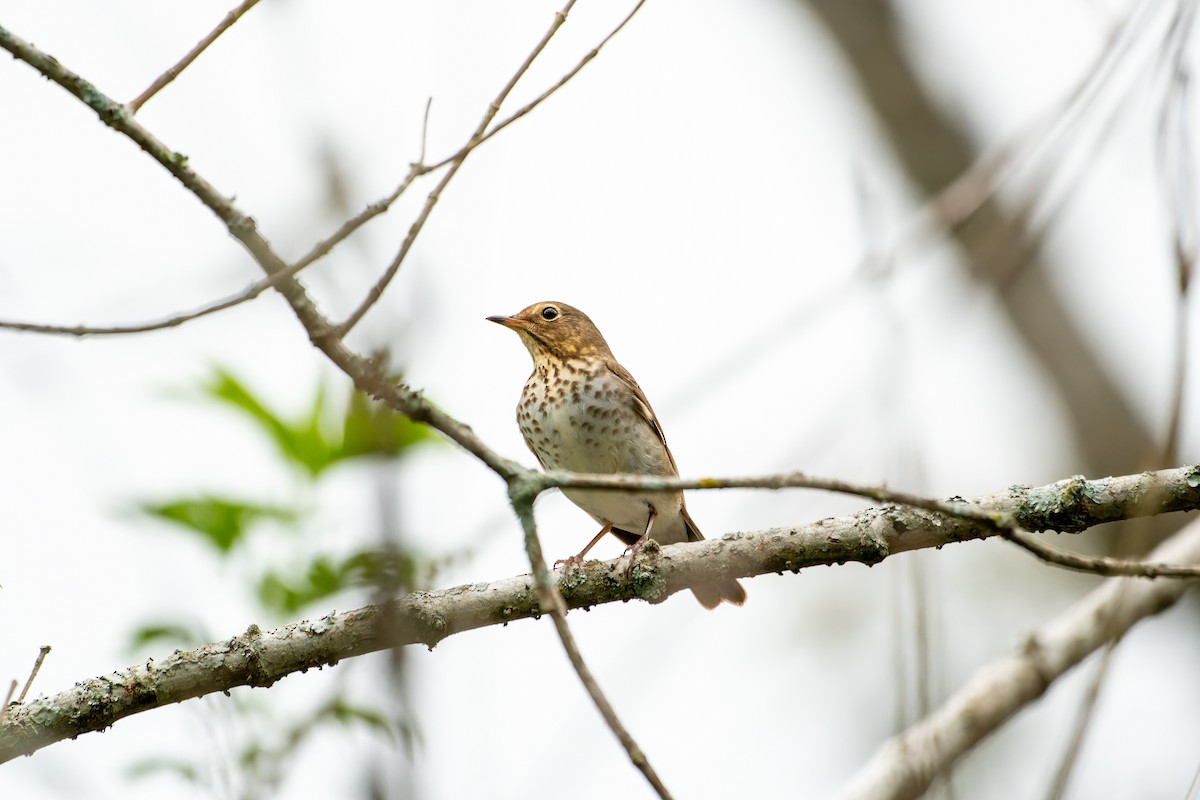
(683, 509), (747, 609)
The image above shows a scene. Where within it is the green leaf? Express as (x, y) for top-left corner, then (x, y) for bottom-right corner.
(201, 367), (435, 478)
(127, 758), (202, 783)
(205, 369), (340, 477)
(140, 497), (297, 553)
(341, 548), (421, 593)
(340, 388), (434, 460)
(323, 699), (394, 738)
(256, 549), (426, 615)
(129, 623), (206, 651)
(206, 368), (300, 458)
(257, 556), (346, 615)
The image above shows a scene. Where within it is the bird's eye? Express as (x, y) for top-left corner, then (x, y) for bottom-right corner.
(541, 306), (559, 320)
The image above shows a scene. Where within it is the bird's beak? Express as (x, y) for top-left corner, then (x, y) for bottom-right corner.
(486, 314), (523, 330)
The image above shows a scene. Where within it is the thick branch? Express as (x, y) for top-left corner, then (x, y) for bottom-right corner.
(3, 466), (1198, 763)
(834, 515), (1200, 800)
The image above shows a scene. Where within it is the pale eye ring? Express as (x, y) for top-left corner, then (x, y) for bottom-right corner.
(541, 306), (559, 320)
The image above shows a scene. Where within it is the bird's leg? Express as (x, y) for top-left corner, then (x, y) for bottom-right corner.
(623, 505), (656, 573)
(555, 523), (612, 570)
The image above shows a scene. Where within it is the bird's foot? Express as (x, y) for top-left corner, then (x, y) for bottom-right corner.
(554, 554), (585, 571)
(622, 538), (649, 577)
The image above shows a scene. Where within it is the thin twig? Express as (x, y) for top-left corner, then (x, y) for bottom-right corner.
(128, 0), (261, 113)
(16, 647), (51, 704)
(535, 467), (1200, 580)
(0, 125), (430, 340)
(1002, 529), (1200, 578)
(1156, 3), (1197, 466)
(0, 279), (281, 337)
(1043, 638), (1119, 800)
(510, 487), (673, 800)
(537, 469), (1017, 527)
(0, 23), (524, 477)
(336, 0), (649, 335)
(1, 24), (671, 785)
(419, 0), (648, 175)
(336, 0), (581, 335)
(419, 97), (433, 165)
(0, 2), (640, 342)
(1187, 759), (1200, 800)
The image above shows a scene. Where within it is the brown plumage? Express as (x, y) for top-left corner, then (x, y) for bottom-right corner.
(488, 301), (746, 609)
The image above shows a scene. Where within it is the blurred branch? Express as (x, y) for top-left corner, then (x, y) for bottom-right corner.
(1043, 639), (1119, 800)
(128, 0), (261, 114)
(833, 515), (1200, 800)
(805, 0), (1155, 476)
(4, 466), (1199, 762)
(1157, 3), (1198, 465)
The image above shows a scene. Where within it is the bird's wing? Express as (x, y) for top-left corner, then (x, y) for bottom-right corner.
(604, 358), (680, 475)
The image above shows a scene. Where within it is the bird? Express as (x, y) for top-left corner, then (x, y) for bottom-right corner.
(487, 301), (746, 608)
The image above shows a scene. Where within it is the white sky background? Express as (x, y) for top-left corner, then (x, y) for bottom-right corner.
(2, 0), (1199, 798)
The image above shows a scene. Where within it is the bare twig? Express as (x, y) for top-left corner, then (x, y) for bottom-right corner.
(834, 517), (1200, 800)
(1187, 760), (1200, 800)
(419, 0), (648, 175)
(0, 2), (641, 342)
(128, 0), (261, 113)
(0, 171), (420, 339)
(16, 647), (51, 705)
(509, 484), (672, 799)
(335, 0), (581, 335)
(337, 0), (646, 335)
(419, 97), (433, 165)
(1156, 3), (1198, 466)
(1043, 638), (1119, 800)
(0, 279), (280, 337)
(1002, 529), (1200, 578)
(0, 23), (669, 782)
(0, 161), (426, 340)
(0, 23), (522, 477)
(532, 467), (1200, 580)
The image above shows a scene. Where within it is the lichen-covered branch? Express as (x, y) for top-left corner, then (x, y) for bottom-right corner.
(833, 515), (1200, 800)
(4, 466), (1198, 763)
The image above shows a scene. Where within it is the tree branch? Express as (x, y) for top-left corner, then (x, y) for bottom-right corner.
(833, 515), (1200, 800)
(128, 0), (261, 114)
(3, 466), (1198, 763)
(0, 24), (527, 478)
(508, 480), (673, 799)
(1001, 528), (1200, 577)
(335, 0), (645, 335)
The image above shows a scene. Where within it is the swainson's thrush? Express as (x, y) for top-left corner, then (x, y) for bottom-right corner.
(488, 301), (746, 609)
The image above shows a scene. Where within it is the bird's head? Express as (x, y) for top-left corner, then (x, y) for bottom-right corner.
(487, 301), (614, 362)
